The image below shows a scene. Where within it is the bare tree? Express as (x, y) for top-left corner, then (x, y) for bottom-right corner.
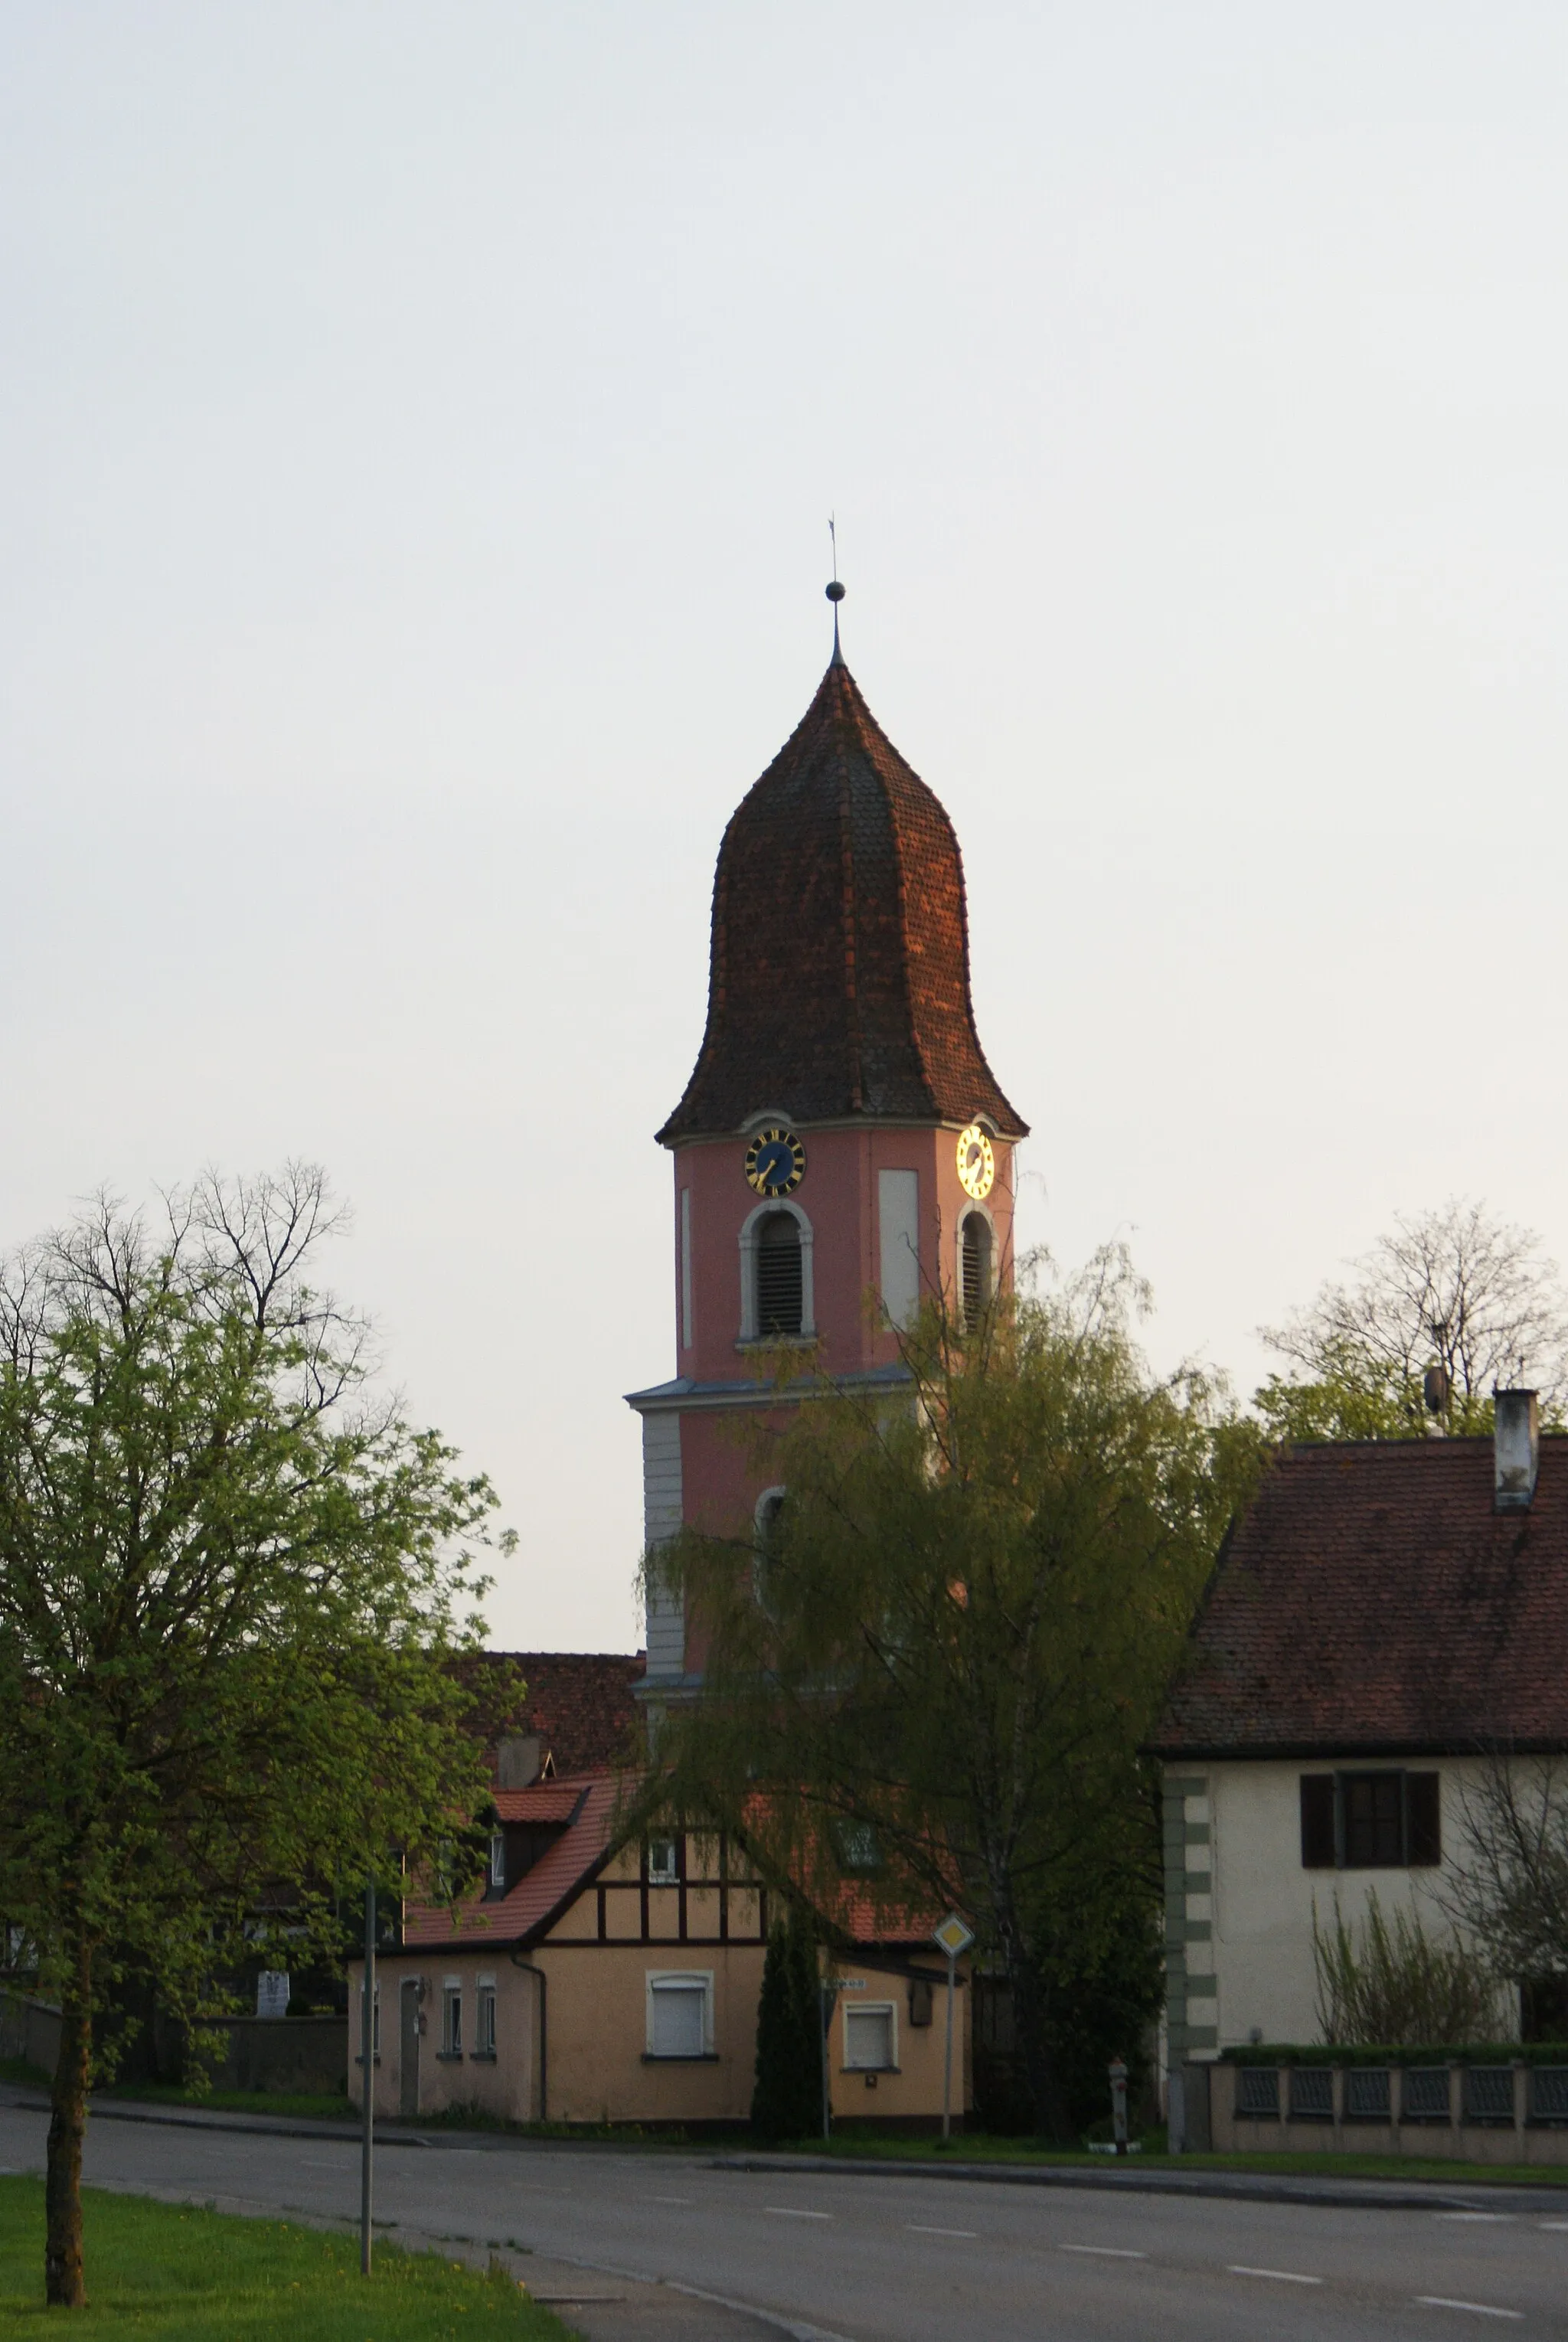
(1259, 1199), (1568, 1436)
(1443, 1756), (1568, 1997)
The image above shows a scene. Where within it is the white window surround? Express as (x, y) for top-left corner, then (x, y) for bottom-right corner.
(488, 1831), (505, 1888)
(753, 1485), (787, 1536)
(738, 1198), (815, 1342)
(958, 1204), (996, 1315)
(878, 1168), (921, 1330)
(647, 1836), (679, 1885)
(753, 1485), (787, 1608)
(442, 1982), (462, 2058)
(645, 1968), (715, 2059)
(842, 2001), (898, 2071)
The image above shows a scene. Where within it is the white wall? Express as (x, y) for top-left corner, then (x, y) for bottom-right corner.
(1191, 1757), (1501, 2051)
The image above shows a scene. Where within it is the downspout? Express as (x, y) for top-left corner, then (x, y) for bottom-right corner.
(508, 1952), (547, 2124)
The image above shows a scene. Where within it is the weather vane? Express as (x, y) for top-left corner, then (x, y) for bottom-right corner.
(826, 514), (845, 661)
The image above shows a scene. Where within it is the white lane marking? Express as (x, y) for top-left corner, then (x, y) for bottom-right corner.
(1436, 2212), (1514, 2223)
(1539, 2220), (1568, 2231)
(646, 2196), (693, 2206)
(1060, 2245), (1147, 2260)
(1416, 2301), (1524, 2321)
(908, 2224), (978, 2239)
(1229, 2265), (1323, 2285)
(765, 2206), (832, 2220)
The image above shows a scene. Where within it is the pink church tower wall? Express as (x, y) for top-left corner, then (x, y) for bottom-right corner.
(626, 641), (1027, 1692)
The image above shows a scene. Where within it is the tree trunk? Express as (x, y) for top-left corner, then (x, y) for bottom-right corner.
(45, 1930), (93, 2307)
(994, 1906), (1073, 2142)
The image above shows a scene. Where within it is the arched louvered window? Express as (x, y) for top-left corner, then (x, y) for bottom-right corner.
(755, 1211), (804, 1337)
(961, 1212), (993, 1335)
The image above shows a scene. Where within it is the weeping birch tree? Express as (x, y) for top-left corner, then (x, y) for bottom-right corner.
(641, 1249), (1259, 2140)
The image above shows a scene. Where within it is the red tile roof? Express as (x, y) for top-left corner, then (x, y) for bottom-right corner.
(403, 1774), (616, 1949)
(463, 1651), (645, 1779)
(1152, 1437), (1568, 1759)
(489, 1783), (589, 1823)
(658, 658), (1027, 1145)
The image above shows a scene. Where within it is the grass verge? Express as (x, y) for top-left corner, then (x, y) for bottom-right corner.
(0, 2176), (569, 2337)
(768, 2130), (1568, 2190)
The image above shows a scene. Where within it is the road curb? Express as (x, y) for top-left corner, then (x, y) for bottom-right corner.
(0, 2086), (430, 2151)
(8, 2086), (1566, 2216)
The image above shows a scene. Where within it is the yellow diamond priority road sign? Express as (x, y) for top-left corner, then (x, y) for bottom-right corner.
(933, 1912), (975, 1958)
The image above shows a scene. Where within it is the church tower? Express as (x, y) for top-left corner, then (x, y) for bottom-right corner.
(627, 615), (1027, 1691)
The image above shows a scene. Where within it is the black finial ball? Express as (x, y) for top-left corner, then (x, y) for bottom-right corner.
(825, 580), (846, 603)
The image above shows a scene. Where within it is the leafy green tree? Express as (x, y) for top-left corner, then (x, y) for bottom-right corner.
(1259, 1199), (1568, 1440)
(644, 1248), (1259, 2141)
(750, 1901), (823, 2139)
(0, 1168), (514, 2308)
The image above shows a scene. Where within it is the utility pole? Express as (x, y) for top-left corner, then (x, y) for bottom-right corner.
(361, 1877), (376, 2276)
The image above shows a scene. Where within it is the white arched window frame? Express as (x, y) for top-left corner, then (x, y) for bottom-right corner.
(958, 1203), (997, 1325)
(752, 1484), (787, 1609)
(738, 1197), (815, 1342)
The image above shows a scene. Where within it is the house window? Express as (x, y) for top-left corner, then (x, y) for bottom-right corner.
(756, 1212), (803, 1337)
(475, 1978), (497, 2059)
(1300, 1772), (1441, 1869)
(647, 1837), (679, 1886)
(489, 1832), (506, 1890)
(832, 1819), (882, 1876)
(960, 1212), (993, 1334)
(645, 1971), (713, 2059)
(843, 2003), (897, 2071)
(441, 1980), (462, 2058)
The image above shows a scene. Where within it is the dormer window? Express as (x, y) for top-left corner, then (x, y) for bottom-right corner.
(960, 1211), (993, 1334)
(488, 1831), (506, 1890)
(756, 1211), (803, 1337)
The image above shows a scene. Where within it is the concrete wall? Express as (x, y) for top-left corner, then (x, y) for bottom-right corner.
(210, 2016), (346, 2095)
(1169, 1757), (1510, 2057)
(1210, 2059), (1568, 2164)
(0, 1990), (60, 2076)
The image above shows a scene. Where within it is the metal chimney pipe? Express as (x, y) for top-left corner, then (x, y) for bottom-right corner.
(1494, 1390), (1540, 1511)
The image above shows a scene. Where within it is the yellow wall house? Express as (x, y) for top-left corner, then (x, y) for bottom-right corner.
(348, 1772), (970, 2131)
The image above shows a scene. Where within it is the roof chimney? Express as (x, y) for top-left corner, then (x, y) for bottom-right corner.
(1494, 1390), (1540, 1511)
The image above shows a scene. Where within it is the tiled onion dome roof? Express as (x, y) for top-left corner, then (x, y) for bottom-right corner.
(658, 658), (1027, 1145)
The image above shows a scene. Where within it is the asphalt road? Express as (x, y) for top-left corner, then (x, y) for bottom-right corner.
(5, 2103), (1568, 2340)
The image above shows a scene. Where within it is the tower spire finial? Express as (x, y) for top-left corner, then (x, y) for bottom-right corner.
(825, 513), (845, 665)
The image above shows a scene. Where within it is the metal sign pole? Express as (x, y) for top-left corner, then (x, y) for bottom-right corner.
(930, 1912), (974, 2148)
(941, 1949), (956, 2142)
(361, 1878), (375, 2276)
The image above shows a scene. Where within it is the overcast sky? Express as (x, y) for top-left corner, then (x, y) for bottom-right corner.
(5, 4), (1568, 1653)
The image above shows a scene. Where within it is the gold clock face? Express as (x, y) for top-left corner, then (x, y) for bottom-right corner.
(745, 1126), (806, 1197)
(956, 1122), (995, 1201)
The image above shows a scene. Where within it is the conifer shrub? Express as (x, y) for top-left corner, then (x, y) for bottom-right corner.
(750, 1903), (822, 2139)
